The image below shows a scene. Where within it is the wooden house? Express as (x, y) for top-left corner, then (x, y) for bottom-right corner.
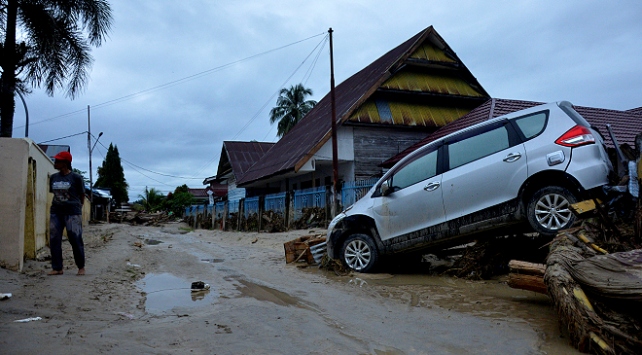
(203, 141), (275, 199)
(236, 26), (490, 191)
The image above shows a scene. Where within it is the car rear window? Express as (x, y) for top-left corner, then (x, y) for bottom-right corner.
(513, 112), (547, 139)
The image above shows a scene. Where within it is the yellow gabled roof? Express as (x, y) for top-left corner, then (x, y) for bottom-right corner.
(349, 101), (470, 127)
(381, 71), (485, 97)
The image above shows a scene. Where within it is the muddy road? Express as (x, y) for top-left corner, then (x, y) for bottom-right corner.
(0, 223), (578, 354)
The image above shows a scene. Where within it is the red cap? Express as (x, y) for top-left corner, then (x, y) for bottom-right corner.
(53, 151), (72, 162)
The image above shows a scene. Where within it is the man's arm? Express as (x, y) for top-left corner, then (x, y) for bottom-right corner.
(77, 174), (86, 205)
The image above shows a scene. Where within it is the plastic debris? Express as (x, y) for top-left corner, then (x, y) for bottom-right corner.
(14, 317), (42, 323)
(0, 293), (12, 300)
(190, 281), (210, 292)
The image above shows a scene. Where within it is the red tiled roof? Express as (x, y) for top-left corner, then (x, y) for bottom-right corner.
(381, 98), (642, 168)
(237, 26), (486, 186)
(626, 107), (642, 115)
(188, 188), (209, 198)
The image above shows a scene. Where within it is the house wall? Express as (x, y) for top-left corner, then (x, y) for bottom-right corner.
(352, 126), (428, 180)
(0, 138), (89, 272)
(0, 138), (56, 271)
(314, 126), (355, 162)
(227, 177), (246, 201)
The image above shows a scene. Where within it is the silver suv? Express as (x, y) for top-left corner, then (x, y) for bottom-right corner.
(327, 101), (612, 272)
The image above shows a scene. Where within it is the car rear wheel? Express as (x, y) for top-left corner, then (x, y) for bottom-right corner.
(341, 234), (378, 273)
(527, 186), (577, 236)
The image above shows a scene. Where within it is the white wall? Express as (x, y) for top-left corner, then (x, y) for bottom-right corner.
(0, 138), (56, 271)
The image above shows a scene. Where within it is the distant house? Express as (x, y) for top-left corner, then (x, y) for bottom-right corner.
(236, 26), (489, 191)
(36, 144), (70, 162)
(187, 188), (210, 204)
(381, 98), (642, 169)
(203, 141), (275, 199)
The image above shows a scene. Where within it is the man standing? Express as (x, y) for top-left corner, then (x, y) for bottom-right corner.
(48, 151), (86, 276)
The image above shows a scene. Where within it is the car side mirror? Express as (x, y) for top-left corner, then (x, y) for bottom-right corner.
(381, 180), (392, 196)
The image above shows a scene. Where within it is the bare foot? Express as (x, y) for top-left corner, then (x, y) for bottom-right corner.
(47, 270), (63, 276)
(77, 268), (85, 276)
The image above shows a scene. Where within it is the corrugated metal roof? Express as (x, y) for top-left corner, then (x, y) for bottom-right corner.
(381, 98), (642, 168)
(217, 141), (275, 181)
(237, 26), (489, 187)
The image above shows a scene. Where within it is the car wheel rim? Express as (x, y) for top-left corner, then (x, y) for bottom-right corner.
(344, 239), (371, 271)
(534, 193), (572, 231)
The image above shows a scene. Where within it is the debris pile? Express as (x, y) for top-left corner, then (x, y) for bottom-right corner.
(544, 223), (642, 354)
(292, 207), (327, 229)
(261, 212), (287, 233)
(283, 234), (326, 264)
(448, 234), (551, 280)
(242, 213), (259, 231)
(110, 211), (175, 226)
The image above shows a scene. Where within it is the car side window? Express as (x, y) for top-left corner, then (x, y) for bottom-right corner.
(389, 150), (438, 191)
(448, 126), (509, 169)
(513, 112), (547, 139)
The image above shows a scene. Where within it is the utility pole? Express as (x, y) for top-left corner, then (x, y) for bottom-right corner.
(329, 28), (340, 217)
(16, 91), (29, 137)
(87, 105), (93, 219)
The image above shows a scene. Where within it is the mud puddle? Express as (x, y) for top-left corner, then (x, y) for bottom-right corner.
(138, 273), (217, 314)
(303, 269), (579, 354)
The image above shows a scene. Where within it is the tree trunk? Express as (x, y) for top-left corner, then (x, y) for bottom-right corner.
(0, 0), (18, 137)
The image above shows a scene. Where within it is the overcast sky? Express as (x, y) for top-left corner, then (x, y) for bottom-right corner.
(12, 0), (642, 201)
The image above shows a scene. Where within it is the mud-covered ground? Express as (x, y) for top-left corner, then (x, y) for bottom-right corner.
(0, 223), (579, 354)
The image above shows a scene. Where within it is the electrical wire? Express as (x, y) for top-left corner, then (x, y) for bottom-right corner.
(192, 34), (329, 176)
(37, 131), (87, 144)
(15, 32), (326, 130)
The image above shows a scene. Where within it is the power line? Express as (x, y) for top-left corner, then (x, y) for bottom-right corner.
(192, 34), (329, 177)
(94, 140), (202, 180)
(14, 32), (326, 130)
(37, 131), (87, 144)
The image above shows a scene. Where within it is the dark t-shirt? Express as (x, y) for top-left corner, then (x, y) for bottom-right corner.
(50, 172), (85, 215)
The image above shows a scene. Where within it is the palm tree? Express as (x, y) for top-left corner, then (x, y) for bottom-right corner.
(269, 84), (317, 138)
(0, 0), (112, 137)
(137, 187), (166, 212)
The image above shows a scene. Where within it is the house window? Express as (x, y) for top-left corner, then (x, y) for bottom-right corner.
(375, 100), (393, 123)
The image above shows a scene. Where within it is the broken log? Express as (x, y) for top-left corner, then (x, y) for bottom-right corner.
(545, 228), (642, 354)
(507, 274), (548, 295)
(507, 260), (546, 294)
(508, 260), (546, 276)
(507, 260), (547, 294)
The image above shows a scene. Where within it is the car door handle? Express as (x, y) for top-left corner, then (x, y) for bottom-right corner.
(424, 182), (440, 191)
(503, 152), (522, 163)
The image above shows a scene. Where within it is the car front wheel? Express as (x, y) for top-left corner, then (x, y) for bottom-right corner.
(341, 234), (378, 273)
(527, 186), (577, 236)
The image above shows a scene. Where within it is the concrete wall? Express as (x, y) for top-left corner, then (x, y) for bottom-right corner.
(0, 138), (56, 271)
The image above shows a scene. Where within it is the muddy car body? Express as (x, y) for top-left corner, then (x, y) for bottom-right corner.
(327, 101), (612, 272)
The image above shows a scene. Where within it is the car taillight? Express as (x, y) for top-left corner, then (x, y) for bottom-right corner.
(555, 125), (595, 147)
